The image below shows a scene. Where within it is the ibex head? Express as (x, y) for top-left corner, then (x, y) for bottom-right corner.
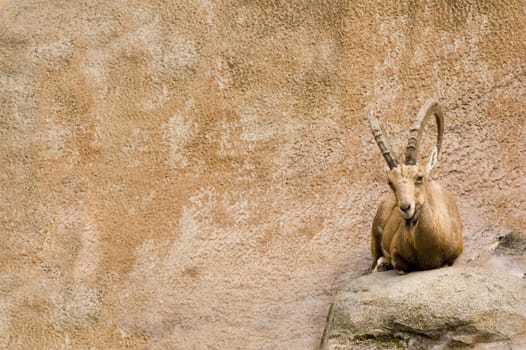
(368, 100), (444, 221)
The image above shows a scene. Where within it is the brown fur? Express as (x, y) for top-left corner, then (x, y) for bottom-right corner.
(370, 163), (464, 273)
(368, 100), (463, 273)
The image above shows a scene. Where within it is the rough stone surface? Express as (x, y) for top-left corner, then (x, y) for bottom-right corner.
(320, 266), (526, 350)
(0, 1), (525, 349)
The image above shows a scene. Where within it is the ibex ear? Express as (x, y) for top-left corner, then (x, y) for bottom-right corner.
(426, 146), (438, 175)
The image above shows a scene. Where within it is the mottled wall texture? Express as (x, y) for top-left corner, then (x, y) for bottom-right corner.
(0, 1), (524, 349)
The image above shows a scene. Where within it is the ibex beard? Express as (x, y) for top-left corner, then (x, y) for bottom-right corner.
(368, 100), (463, 274)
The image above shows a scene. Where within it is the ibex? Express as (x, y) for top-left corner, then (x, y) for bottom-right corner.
(368, 99), (463, 274)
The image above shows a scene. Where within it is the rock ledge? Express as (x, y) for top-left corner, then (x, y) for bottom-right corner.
(320, 266), (526, 349)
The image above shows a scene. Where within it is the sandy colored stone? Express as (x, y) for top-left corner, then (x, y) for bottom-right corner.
(0, 1), (525, 349)
(320, 266), (526, 350)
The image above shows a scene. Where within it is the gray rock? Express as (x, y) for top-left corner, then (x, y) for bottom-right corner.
(320, 267), (526, 350)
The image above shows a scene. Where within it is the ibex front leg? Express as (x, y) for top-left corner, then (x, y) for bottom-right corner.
(371, 225), (393, 272)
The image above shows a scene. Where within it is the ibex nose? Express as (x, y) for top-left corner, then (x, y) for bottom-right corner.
(400, 204), (411, 213)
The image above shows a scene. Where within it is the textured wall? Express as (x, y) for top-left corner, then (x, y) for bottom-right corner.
(0, 1), (524, 349)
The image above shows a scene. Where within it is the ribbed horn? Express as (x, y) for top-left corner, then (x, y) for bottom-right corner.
(405, 99), (444, 165)
(368, 112), (398, 169)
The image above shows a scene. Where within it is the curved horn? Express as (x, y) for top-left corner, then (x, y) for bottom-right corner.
(404, 99), (444, 165)
(368, 112), (398, 169)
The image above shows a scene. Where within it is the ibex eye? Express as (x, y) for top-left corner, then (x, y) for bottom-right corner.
(415, 176), (424, 184)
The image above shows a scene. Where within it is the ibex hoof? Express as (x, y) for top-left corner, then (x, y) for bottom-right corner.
(375, 257), (393, 272)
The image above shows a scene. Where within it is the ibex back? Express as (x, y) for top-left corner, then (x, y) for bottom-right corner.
(368, 100), (463, 274)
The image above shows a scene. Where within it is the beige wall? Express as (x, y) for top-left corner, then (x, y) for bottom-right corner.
(0, 1), (524, 349)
